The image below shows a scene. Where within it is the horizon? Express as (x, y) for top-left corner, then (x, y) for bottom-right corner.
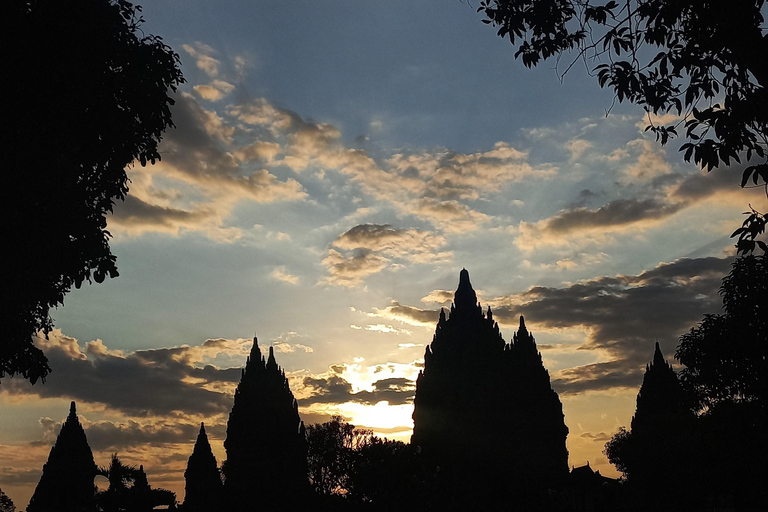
(2, 0), (764, 508)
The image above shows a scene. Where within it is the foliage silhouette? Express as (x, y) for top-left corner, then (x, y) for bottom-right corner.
(28, 402), (97, 512)
(477, 0), (768, 254)
(182, 423), (223, 512)
(96, 454), (176, 512)
(224, 339), (308, 510)
(0, 488), (14, 512)
(306, 415), (373, 497)
(3, 0), (184, 384)
(676, 254), (767, 409)
(352, 438), (429, 510)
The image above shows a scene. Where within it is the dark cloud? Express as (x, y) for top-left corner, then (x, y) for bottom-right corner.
(546, 198), (683, 234)
(372, 302), (439, 326)
(579, 431), (612, 442)
(2, 335), (242, 417)
(552, 361), (645, 396)
(495, 256), (731, 393)
(0, 467), (40, 485)
(111, 195), (211, 229)
(384, 257), (732, 394)
(84, 421), (223, 451)
(301, 375), (415, 406)
(672, 165), (745, 201)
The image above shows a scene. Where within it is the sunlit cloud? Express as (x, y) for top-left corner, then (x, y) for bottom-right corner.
(182, 42), (221, 77)
(271, 266), (300, 285)
(193, 79), (235, 102)
(320, 224), (452, 287)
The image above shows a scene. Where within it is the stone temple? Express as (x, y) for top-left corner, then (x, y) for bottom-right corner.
(411, 269), (569, 493)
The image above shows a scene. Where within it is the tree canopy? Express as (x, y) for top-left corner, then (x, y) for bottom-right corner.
(478, 0), (767, 253)
(3, 0), (184, 383)
(676, 254), (767, 409)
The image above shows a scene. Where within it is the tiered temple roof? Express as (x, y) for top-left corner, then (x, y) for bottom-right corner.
(223, 337), (308, 510)
(28, 402), (97, 512)
(412, 270), (569, 491)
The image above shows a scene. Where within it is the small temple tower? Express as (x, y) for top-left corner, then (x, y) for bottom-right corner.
(411, 270), (568, 496)
(223, 337), (308, 510)
(632, 342), (691, 435)
(183, 423), (223, 512)
(28, 402), (97, 512)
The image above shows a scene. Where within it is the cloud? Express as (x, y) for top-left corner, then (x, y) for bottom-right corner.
(228, 98), (547, 232)
(108, 92), (307, 239)
(368, 302), (439, 327)
(565, 139), (593, 160)
(374, 256), (731, 395)
(270, 332), (314, 353)
(271, 266), (300, 285)
(622, 139), (672, 181)
(487, 256), (732, 392)
(319, 249), (389, 287)
(193, 80), (235, 102)
(420, 290), (454, 304)
(300, 375), (415, 406)
(320, 224), (452, 287)
(2, 331), (250, 417)
(546, 198), (683, 234)
(182, 43), (221, 77)
(332, 224), (447, 257)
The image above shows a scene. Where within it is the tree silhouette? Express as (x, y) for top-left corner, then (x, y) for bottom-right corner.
(477, 0), (768, 254)
(182, 423), (223, 512)
(96, 455), (176, 512)
(674, 254), (768, 510)
(223, 338), (308, 510)
(676, 254), (767, 408)
(0, 488), (14, 512)
(353, 438), (427, 510)
(3, 0), (184, 383)
(306, 415), (373, 498)
(28, 402), (97, 512)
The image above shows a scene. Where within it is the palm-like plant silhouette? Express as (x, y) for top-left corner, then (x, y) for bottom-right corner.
(96, 454), (175, 511)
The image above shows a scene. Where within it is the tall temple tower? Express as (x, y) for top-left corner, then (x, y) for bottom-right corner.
(28, 402), (97, 512)
(411, 270), (568, 492)
(223, 337), (308, 510)
(183, 423), (223, 512)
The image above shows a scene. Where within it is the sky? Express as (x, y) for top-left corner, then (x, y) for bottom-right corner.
(2, 0), (765, 507)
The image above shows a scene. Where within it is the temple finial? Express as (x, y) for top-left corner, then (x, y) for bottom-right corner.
(200, 422), (206, 434)
(267, 345), (278, 370)
(454, 268), (478, 311)
(519, 315), (527, 331)
(652, 341), (665, 367)
(69, 401), (76, 417)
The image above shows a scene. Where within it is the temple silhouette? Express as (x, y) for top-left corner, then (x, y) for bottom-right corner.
(182, 423), (223, 512)
(27, 402), (97, 512)
(412, 269), (569, 503)
(222, 338), (308, 510)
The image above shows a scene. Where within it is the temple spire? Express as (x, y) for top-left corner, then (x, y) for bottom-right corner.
(249, 336), (261, 361)
(267, 346), (278, 371)
(652, 341), (665, 368)
(454, 268), (478, 311)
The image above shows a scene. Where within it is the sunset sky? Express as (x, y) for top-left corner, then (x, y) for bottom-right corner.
(2, 0), (764, 507)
